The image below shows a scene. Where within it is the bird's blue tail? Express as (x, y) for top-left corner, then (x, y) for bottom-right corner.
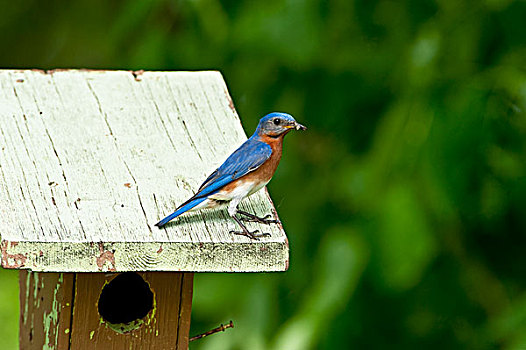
(155, 197), (207, 227)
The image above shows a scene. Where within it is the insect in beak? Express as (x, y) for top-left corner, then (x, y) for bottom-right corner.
(295, 122), (307, 131)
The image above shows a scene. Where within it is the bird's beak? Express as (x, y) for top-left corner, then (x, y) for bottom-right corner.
(294, 122), (307, 131)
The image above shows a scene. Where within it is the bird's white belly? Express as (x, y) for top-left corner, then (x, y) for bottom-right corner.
(247, 179), (269, 196)
(210, 179), (268, 201)
(191, 179), (270, 215)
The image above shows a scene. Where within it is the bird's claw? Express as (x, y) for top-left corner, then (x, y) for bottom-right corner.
(239, 214), (280, 225)
(230, 229), (271, 241)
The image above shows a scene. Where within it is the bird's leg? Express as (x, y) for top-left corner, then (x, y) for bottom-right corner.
(227, 200), (271, 240)
(237, 210), (280, 224)
(230, 215), (270, 240)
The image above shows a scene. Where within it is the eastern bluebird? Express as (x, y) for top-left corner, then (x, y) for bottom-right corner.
(155, 112), (306, 239)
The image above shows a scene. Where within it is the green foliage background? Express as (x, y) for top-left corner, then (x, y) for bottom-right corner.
(1, 0), (525, 349)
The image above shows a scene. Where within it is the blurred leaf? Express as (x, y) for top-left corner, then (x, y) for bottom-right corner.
(0, 269), (19, 350)
(373, 184), (437, 292)
(272, 229), (368, 350)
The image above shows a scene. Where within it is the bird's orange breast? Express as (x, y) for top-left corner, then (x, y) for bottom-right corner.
(220, 135), (284, 194)
(244, 135), (283, 183)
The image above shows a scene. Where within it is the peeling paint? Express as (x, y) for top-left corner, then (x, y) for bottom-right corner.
(131, 70), (144, 81)
(36, 274), (43, 308)
(1, 241), (27, 268)
(30, 273), (38, 342)
(46, 68), (108, 75)
(43, 274), (63, 350)
(96, 242), (116, 271)
(33, 273), (39, 305)
(23, 271), (31, 325)
(224, 89), (236, 113)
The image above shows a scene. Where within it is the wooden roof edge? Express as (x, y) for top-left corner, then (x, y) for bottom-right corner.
(1, 239), (289, 273)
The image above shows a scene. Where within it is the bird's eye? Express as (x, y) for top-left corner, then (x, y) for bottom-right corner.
(273, 118), (281, 125)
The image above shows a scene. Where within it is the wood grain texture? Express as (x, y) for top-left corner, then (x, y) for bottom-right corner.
(176, 273), (193, 350)
(19, 271), (75, 349)
(0, 70), (288, 272)
(70, 272), (193, 350)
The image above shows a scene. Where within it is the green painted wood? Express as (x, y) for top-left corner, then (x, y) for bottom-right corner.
(19, 271), (75, 349)
(0, 70), (288, 272)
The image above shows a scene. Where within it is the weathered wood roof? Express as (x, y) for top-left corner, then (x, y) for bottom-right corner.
(0, 70), (288, 272)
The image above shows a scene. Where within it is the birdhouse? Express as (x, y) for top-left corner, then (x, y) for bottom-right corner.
(0, 70), (289, 349)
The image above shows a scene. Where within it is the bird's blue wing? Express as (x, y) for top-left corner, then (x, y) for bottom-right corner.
(155, 139), (272, 227)
(194, 139), (272, 198)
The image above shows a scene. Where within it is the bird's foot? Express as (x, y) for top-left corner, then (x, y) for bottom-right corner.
(230, 229), (271, 241)
(240, 214), (280, 224)
(237, 210), (280, 225)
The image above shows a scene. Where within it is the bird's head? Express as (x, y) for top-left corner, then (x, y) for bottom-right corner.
(255, 112), (307, 138)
